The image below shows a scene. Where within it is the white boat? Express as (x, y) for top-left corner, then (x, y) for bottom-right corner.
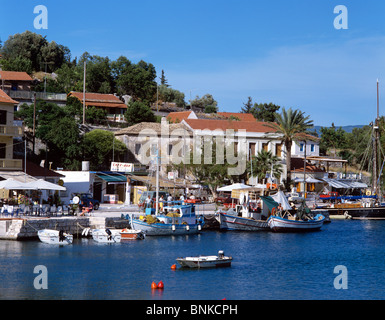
(120, 228), (146, 240)
(38, 229), (73, 245)
(176, 250), (232, 268)
(92, 229), (121, 243)
(131, 204), (204, 236)
(216, 210), (269, 231)
(268, 213), (325, 232)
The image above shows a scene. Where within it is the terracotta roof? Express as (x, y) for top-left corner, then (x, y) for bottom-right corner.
(0, 89), (18, 104)
(291, 157), (325, 173)
(183, 119), (278, 133)
(0, 71), (33, 81)
(167, 111), (194, 123)
(69, 92), (127, 109)
(217, 112), (256, 121)
(115, 122), (192, 136)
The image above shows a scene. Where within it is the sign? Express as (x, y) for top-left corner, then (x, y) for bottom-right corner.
(111, 162), (134, 173)
(168, 171), (178, 180)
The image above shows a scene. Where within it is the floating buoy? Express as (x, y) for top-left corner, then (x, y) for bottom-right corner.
(151, 281), (158, 289)
(157, 281), (164, 289)
(171, 264), (176, 270)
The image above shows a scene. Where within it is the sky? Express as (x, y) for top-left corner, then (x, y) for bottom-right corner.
(1, 0), (385, 127)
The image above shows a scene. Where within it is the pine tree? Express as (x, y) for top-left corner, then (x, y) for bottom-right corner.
(160, 69), (169, 87)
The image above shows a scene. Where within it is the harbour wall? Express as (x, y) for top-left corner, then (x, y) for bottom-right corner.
(0, 217), (132, 240)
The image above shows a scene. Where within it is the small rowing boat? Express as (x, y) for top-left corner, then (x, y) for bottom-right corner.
(120, 228), (146, 240)
(38, 229), (73, 245)
(176, 250), (232, 268)
(92, 229), (121, 243)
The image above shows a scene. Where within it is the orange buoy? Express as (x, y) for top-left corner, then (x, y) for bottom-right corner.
(157, 281), (164, 289)
(171, 264), (176, 270)
(151, 281), (158, 289)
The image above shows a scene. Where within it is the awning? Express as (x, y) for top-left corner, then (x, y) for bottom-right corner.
(96, 173), (127, 183)
(294, 177), (323, 183)
(322, 178), (367, 189)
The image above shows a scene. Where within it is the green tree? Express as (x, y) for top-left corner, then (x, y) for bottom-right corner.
(83, 130), (127, 170)
(125, 101), (156, 125)
(247, 150), (283, 181)
(158, 85), (186, 108)
(160, 69), (169, 87)
(265, 107), (314, 187)
(319, 123), (348, 156)
(191, 94), (218, 112)
(241, 97), (253, 113)
(0, 55), (33, 74)
(251, 102), (280, 122)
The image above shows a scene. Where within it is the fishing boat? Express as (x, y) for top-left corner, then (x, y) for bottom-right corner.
(120, 228), (146, 240)
(267, 197), (325, 232)
(215, 187), (270, 231)
(268, 214), (325, 232)
(131, 203), (204, 236)
(176, 250), (232, 268)
(92, 229), (121, 243)
(38, 229), (73, 245)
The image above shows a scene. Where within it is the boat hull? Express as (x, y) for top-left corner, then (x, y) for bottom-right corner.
(120, 229), (145, 240)
(176, 256), (232, 268)
(216, 212), (269, 231)
(268, 214), (325, 232)
(131, 219), (202, 236)
(327, 207), (385, 219)
(92, 229), (121, 243)
(38, 229), (73, 245)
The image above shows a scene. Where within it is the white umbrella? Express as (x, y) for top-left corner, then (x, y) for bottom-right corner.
(24, 179), (66, 191)
(0, 178), (35, 190)
(217, 183), (251, 192)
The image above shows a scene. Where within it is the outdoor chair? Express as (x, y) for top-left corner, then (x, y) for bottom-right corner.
(50, 205), (57, 216)
(57, 206), (63, 216)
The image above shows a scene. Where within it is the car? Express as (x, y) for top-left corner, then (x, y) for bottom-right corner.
(73, 193), (100, 210)
(287, 192), (304, 203)
(185, 197), (202, 204)
(215, 193), (232, 204)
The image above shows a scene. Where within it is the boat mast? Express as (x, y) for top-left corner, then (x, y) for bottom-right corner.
(373, 79), (380, 198)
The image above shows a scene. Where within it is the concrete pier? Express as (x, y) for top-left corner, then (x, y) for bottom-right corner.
(0, 216), (131, 240)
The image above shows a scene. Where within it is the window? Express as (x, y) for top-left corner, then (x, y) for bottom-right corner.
(0, 143), (6, 159)
(0, 110), (6, 125)
(275, 144), (282, 157)
(135, 144), (141, 155)
(300, 143), (304, 152)
(311, 144), (315, 152)
(168, 144), (173, 156)
(249, 143), (256, 159)
(262, 143), (269, 152)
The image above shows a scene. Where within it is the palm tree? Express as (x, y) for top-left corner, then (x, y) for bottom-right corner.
(247, 150), (283, 182)
(265, 107), (314, 187)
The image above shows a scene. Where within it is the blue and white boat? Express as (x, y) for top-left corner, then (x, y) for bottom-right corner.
(268, 214), (325, 232)
(131, 203), (204, 236)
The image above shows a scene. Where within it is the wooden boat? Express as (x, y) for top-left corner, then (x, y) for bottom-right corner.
(176, 250), (232, 268)
(216, 210), (269, 231)
(38, 229), (73, 245)
(268, 213), (325, 232)
(215, 187), (270, 231)
(131, 204), (204, 236)
(92, 229), (121, 243)
(120, 228), (145, 240)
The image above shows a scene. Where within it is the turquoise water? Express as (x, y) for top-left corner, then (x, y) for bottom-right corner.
(1, 220), (385, 300)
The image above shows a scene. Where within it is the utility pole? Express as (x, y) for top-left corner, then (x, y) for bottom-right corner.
(83, 61), (86, 125)
(33, 92), (36, 154)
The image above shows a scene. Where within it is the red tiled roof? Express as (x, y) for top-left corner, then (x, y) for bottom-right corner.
(0, 89), (18, 104)
(184, 119), (278, 133)
(217, 112), (256, 121)
(291, 157), (325, 173)
(0, 71), (33, 81)
(167, 111), (194, 123)
(69, 91), (127, 109)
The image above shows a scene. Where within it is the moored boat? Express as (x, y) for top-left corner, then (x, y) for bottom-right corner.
(268, 214), (325, 232)
(38, 229), (73, 245)
(92, 228), (121, 243)
(131, 203), (204, 236)
(120, 228), (145, 240)
(176, 250), (232, 268)
(216, 210), (269, 231)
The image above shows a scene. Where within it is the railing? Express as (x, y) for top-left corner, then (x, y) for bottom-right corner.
(0, 159), (23, 170)
(6, 90), (67, 101)
(0, 125), (23, 137)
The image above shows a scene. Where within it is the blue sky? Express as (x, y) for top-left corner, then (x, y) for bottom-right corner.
(1, 0), (385, 126)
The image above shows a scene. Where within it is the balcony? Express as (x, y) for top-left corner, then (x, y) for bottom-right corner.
(0, 159), (23, 170)
(0, 125), (23, 137)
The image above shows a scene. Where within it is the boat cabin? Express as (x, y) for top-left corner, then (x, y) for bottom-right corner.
(158, 204), (197, 225)
(231, 187), (270, 220)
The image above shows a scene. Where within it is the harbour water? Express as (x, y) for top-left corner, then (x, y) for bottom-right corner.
(1, 219), (385, 300)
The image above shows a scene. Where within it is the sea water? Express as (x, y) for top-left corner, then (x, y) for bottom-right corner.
(1, 220), (385, 300)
